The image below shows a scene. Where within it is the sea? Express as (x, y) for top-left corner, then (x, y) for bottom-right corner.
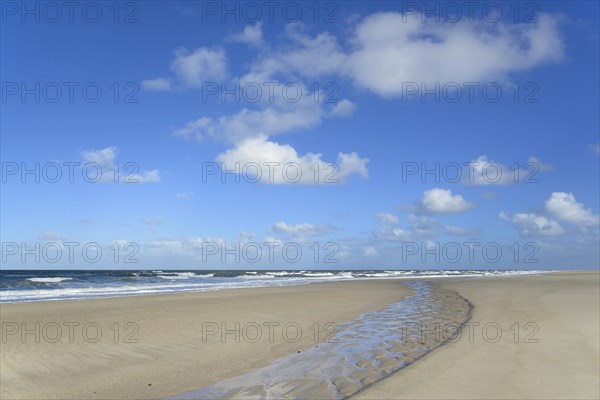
(0, 269), (548, 303)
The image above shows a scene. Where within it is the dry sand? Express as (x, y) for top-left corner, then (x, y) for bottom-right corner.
(0, 279), (409, 399)
(356, 271), (600, 399)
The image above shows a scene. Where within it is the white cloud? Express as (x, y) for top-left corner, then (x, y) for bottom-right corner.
(173, 82), (355, 143)
(173, 117), (213, 141)
(589, 143), (600, 156)
(230, 23), (264, 47)
(343, 13), (563, 97)
(408, 214), (438, 233)
(499, 211), (565, 236)
(81, 146), (117, 167)
(176, 192), (190, 200)
(421, 188), (473, 214)
(128, 170), (161, 184)
(462, 155), (552, 185)
(374, 212), (399, 225)
(225, 13), (562, 99)
(243, 27), (346, 82)
(216, 135), (368, 184)
(170, 47), (227, 87)
(153, 12), (563, 98)
(146, 237), (226, 256)
(330, 99), (357, 117)
(462, 155), (516, 185)
(374, 212), (439, 241)
(381, 226), (414, 241)
(204, 100), (325, 142)
(80, 147), (160, 184)
(272, 222), (328, 237)
(141, 77), (171, 92)
(146, 239), (185, 254)
(269, 221), (333, 243)
(545, 192), (599, 226)
(528, 156), (554, 172)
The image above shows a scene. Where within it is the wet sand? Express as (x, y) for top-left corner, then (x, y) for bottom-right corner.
(0, 279), (409, 399)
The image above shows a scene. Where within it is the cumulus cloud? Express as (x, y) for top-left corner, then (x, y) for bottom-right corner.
(374, 212), (439, 241)
(462, 155), (553, 185)
(81, 146), (118, 167)
(271, 221), (329, 237)
(242, 27), (347, 82)
(230, 23), (264, 47)
(528, 156), (554, 172)
(80, 146), (160, 184)
(146, 237), (226, 256)
(173, 117), (213, 141)
(216, 135), (368, 184)
(374, 212), (399, 225)
(173, 83), (355, 143)
(408, 214), (438, 233)
(127, 170), (161, 184)
(185, 101), (324, 142)
(499, 211), (565, 236)
(170, 47), (227, 87)
(545, 192), (599, 226)
(342, 13), (563, 97)
(238, 13), (562, 97)
(269, 221), (334, 243)
(330, 99), (358, 117)
(141, 77), (171, 92)
(420, 188), (473, 214)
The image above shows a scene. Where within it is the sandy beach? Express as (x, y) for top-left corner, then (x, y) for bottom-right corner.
(357, 271), (600, 399)
(0, 279), (409, 399)
(1, 272), (598, 399)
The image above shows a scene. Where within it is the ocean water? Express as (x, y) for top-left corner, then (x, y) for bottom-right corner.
(0, 269), (546, 303)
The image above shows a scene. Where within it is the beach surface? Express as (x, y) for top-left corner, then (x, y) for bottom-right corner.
(1, 272), (598, 399)
(356, 271), (600, 399)
(0, 279), (409, 399)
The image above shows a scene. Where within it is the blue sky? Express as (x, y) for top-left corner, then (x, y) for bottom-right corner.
(1, 1), (599, 269)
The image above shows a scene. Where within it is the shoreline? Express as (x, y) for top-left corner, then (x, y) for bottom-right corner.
(0, 268), (561, 304)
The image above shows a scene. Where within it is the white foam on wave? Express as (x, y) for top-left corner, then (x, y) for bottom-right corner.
(27, 277), (72, 283)
(156, 272), (199, 280)
(239, 274), (275, 279)
(265, 271), (306, 277)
